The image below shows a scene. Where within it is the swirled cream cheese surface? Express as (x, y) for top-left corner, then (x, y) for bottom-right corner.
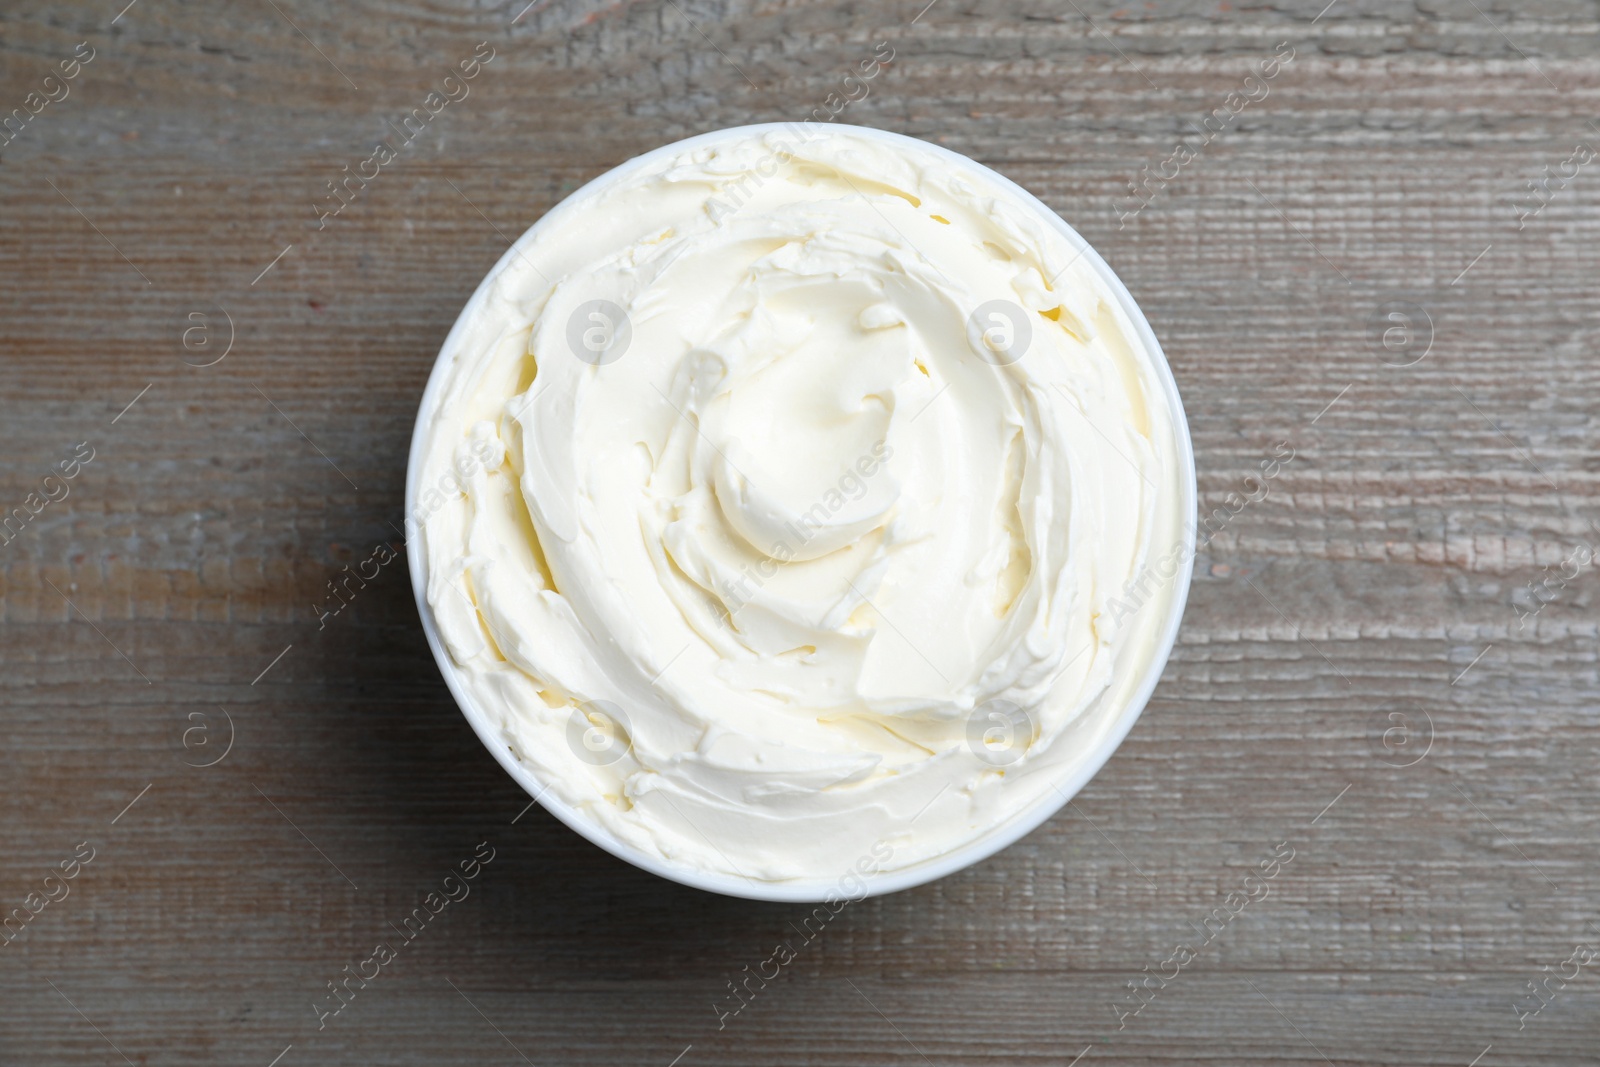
(416, 125), (1184, 885)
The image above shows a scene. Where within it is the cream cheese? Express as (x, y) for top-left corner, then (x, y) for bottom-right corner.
(414, 125), (1184, 884)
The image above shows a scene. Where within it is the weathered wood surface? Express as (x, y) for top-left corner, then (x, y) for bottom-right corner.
(2, 0), (1599, 1063)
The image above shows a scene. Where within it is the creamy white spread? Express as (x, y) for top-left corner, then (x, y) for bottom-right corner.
(415, 125), (1184, 885)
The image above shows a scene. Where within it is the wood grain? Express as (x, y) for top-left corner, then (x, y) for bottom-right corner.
(3, 0), (1599, 1063)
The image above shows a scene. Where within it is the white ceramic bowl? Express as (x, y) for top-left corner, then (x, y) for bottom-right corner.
(406, 123), (1197, 902)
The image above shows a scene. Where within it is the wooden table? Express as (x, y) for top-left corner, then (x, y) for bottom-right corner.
(3, 1), (1596, 1063)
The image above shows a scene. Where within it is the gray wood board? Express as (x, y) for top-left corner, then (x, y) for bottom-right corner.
(1, 0), (1597, 1064)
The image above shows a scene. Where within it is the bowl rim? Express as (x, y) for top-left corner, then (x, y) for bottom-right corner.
(404, 121), (1198, 903)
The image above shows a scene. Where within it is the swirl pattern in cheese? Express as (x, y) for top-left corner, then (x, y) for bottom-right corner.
(416, 126), (1184, 885)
